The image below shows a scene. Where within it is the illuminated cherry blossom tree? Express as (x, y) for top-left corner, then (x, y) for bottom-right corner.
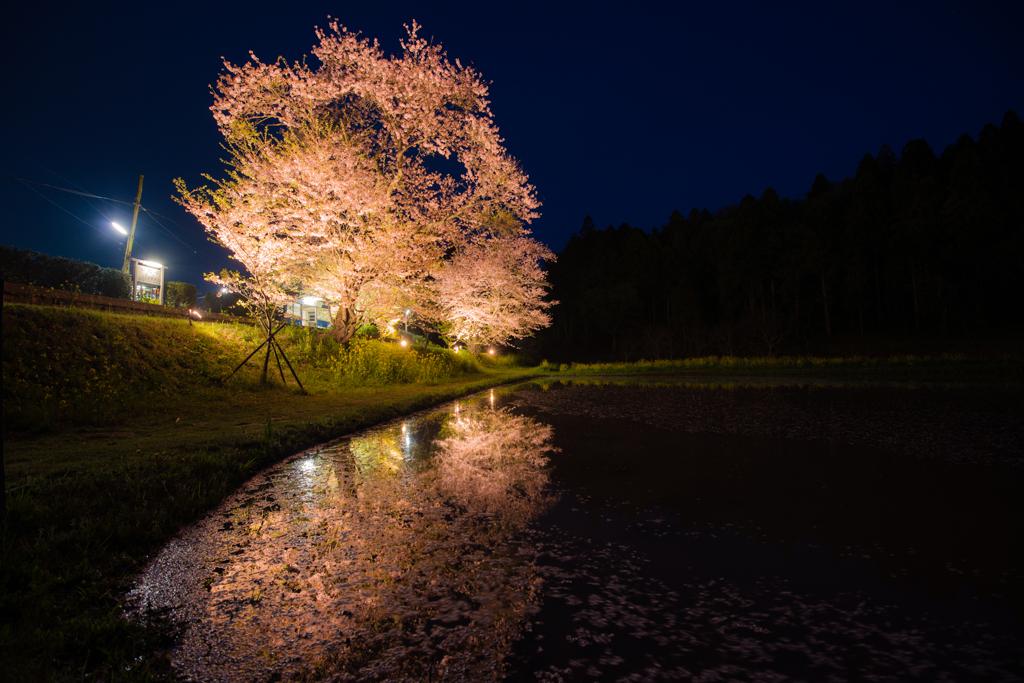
(181, 20), (543, 344)
(431, 234), (556, 351)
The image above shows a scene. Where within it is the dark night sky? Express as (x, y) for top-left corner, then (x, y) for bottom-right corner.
(2, 0), (1021, 292)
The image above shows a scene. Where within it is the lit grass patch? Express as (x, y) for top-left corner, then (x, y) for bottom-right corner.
(1, 304), (263, 429)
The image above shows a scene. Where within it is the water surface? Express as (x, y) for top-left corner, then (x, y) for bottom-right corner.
(131, 378), (1024, 681)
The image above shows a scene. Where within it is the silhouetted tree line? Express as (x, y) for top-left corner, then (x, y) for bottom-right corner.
(543, 111), (1023, 360)
(0, 245), (131, 299)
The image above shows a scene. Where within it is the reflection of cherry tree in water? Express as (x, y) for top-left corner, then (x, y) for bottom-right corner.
(317, 405), (556, 681)
(133, 402), (558, 682)
(436, 405), (557, 530)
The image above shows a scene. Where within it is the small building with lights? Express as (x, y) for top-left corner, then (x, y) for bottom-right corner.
(284, 296), (332, 328)
(130, 258), (167, 304)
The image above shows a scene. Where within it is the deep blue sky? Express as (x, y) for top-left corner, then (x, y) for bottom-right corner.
(2, 0), (1021, 292)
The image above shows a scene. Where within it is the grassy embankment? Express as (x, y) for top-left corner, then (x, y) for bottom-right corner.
(1, 303), (532, 682)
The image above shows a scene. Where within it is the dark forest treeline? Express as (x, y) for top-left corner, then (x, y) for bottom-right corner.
(541, 111), (1024, 361)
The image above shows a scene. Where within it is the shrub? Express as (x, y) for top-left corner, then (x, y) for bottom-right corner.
(282, 326), (341, 367)
(331, 338), (458, 386)
(165, 281), (198, 308)
(450, 348), (486, 375)
(0, 245), (131, 298)
(478, 351), (527, 369)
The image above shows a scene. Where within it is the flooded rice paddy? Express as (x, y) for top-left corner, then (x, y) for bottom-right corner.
(130, 378), (1024, 681)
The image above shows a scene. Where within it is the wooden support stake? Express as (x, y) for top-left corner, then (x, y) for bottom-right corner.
(274, 337), (307, 394)
(272, 341), (287, 385)
(223, 320), (288, 383)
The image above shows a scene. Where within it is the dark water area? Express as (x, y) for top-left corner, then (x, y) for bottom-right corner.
(130, 378), (1024, 681)
(503, 378), (1024, 681)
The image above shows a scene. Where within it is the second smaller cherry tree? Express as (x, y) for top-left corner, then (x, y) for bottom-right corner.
(430, 235), (555, 353)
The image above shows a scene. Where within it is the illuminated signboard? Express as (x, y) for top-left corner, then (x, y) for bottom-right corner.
(137, 265), (162, 285)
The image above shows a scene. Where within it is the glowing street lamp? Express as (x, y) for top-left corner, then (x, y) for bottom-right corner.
(488, 348), (496, 355)
(400, 339), (408, 347)
(111, 221), (128, 236)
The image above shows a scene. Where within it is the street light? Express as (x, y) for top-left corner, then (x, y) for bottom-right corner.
(111, 221), (128, 235)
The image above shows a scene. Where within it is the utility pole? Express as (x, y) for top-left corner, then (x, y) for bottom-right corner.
(122, 175), (144, 274)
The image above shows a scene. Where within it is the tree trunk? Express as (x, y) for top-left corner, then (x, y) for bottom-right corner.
(821, 270), (832, 336)
(885, 268), (892, 322)
(329, 305), (359, 344)
(261, 342), (272, 385)
(875, 263), (882, 328)
(795, 289), (800, 338)
(771, 278), (777, 328)
(911, 261), (920, 332)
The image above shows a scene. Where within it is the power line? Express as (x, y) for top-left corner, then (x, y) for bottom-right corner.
(0, 165), (161, 256)
(0, 172), (137, 205)
(0, 164), (107, 241)
(1, 169), (222, 266)
(2, 169), (240, 281)
(140, 207), (227, 269)
(17, 153), (123, 228)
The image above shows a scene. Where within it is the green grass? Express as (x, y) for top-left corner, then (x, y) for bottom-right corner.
(1, 304), (531, 681)
(536, 353), (1024, 381)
